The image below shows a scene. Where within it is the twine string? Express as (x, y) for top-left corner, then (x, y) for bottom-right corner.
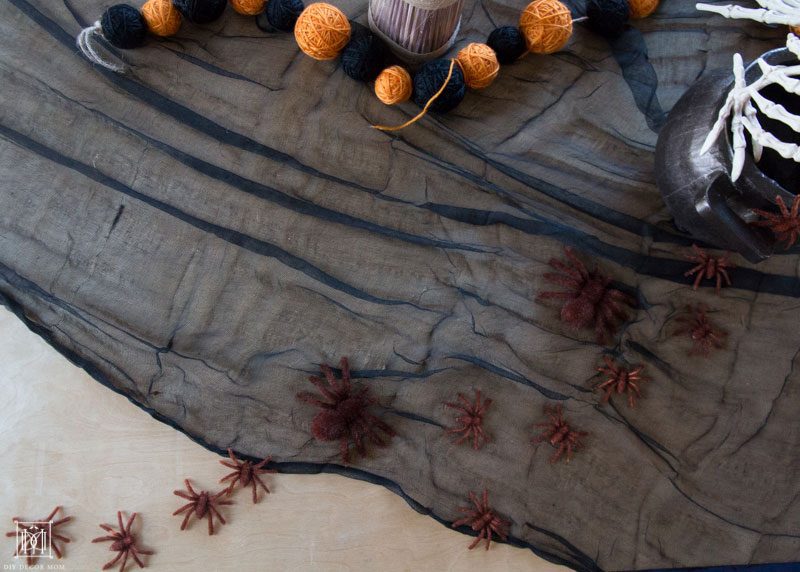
(76, 21), (127, 73)
(373, 58), (456, 132)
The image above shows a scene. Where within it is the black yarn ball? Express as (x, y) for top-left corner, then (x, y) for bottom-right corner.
(101, 4), (147, 49)
(412, 59), (466, 113)
(341, 24), (389, 82)
(487, 26), (527, 65)
(586, 0), (630, 38)
(172, 0), (228, 24)
(266, 0), (305, 31)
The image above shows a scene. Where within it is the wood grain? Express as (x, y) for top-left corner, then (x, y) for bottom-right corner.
(0, 307), (565, 571)
(1, 0), (799, 569)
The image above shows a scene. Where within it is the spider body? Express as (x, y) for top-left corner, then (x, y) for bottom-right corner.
(537, 247), (636, 344)
(674, 304), (728, 357)
(172, 479), (233, 535)
(297, 357), (395, 463)
(220, 448), (276, 503)
(532, 404), (588, 463)
(444, 389), (492, 450)
(684, 245), (734, 294)
(451, 489), (509, 550)
(92, 511), (152, 571)
(6, 506), (71, 566)
(753, 195), (800, 248)
(596, 356), (646, 407)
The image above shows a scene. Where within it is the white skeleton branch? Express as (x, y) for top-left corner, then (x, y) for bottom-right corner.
(699, 34), (800, 181)
(697, 0), (800, 27)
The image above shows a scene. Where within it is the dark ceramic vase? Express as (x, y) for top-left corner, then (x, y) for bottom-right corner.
(655, 46), (799, 263)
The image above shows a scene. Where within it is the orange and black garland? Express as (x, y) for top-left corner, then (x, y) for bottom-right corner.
(78, 0), (662, 129)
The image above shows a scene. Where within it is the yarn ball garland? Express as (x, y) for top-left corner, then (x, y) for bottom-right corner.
(519, 0), (573, 55)
(487, 26), (527, 64)
(266, 0), (305, 31)
(412, 58), (466, 113)
(101, 4), (148, 49)
(586, 0), (630, 38)
(141, 0), (182, 36)
(294, 3), (351, 60)
(375, 65), (412, 105)
(229, 0), (267, 16)
(171, 0), (228, 24)
(628, 0), (659, 19)
(341, 24), (389, 82)
(456, 43), (500, 89)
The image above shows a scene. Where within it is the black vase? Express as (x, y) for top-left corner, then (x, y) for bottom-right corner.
(655, 46), (799, 263)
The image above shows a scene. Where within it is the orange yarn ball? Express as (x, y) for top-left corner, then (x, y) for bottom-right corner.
(375, 65), (412, 105)
(229, 0), (267, 16)
(792, 25), (800, 36)
(456, 43), (500, 89)
(141, 0), (182, 37)
(628, 0), (659, 19)
(519, 0), (573, 55)
(294, 3), (351, 61)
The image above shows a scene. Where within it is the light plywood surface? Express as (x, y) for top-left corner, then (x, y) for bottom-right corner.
(0, 307), (566, 572)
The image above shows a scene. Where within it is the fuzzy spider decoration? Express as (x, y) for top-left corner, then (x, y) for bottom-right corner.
(697, 0), (800, 27)
(532, 404), (588, 463)
(698, 34), (800, 182)
(296, 357), (396, 463)
(596, 356), (647, 408)
(753, 194), (800, 248)
(684, 245), (734, 294)
(674, 304), (728, 357)
(92, 511), (153, 572)
(451, 489), (510, 550)
(537, 247), (637, 344)
(219, 448), (276, 503)
(444, 389), (492, 450)
(6, 506), (71, 565)
(172, 479), (233, 535)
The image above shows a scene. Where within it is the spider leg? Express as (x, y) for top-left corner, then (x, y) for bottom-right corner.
(173, 490), (196, 501)
(52, 542), (63, 558)
(43, 506), (60, 522)
(485, 526), (494, 550)
(339, 438), (351, 464)
(92, 535), (118, 543)
(102, 550), (125, 571)
(99, 523), (117, 533)
(206, 512), (214, 536)
(542, 272), (583, 291)
(548, 257), (584, 281)
(180, 510), (193, 530)
(210, 504), (227, 525)
(253, 473), (271, 495)
(131, 547), (146, 568)
(339, 357), (351, 393)
(537, 291), (576, 302)
(563, 248), (590, 279)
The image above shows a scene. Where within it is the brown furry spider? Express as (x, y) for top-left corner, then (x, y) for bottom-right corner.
(538, 247), (636, 344)
(5, 506), (71, 566)
(532, 404), (588, 463)
(596, 356), (647, 408)
(444, 389), (492, 450)
(92, 511), (153, 571)
(219, 448), (276, 503)
(451, 489), (510, 550)
(172, 479), (233, 535)
(752, 195), (800, 248)
(674, 304), (728, 357)
(684, 245), (734, 294)
(296, 357), (395, 463)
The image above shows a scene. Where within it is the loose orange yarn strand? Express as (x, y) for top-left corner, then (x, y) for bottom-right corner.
(372, 59), (456, 132)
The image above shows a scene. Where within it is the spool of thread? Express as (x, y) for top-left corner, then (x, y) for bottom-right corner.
(456, 43), (499, 89)
(519, 0), (573, 55)
(141, 0), (182, 36)
(172, 0), (228, 24)
(294, 3), (351, 60)
(369, 0), (465, 60)
(628, 0), (658, 19)
(374, 65), (412, 105)
(102, 4), (148, 49)
(230, 0), (267, 15)
(487, 26), (527, 64)
(586, 0), (630, 38)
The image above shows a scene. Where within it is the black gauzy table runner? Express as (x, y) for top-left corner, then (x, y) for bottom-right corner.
(1, 0), (799, 569)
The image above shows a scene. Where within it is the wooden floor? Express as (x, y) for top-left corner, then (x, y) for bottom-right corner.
(0, 307), (565, 571)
